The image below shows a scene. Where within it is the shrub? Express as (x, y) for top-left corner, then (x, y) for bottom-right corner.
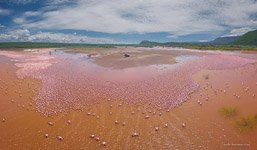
(219, 107), (238, 118)
(235, 117), (256, 131)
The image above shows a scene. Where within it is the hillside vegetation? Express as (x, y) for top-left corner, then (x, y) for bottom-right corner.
(233, 30), (257, 46)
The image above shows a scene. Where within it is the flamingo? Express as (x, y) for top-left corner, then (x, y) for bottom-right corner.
(48, 122), (54, 126)
(67, 120), (71, 124)
(94, 137), (100, 141)
(57, 136), (64, 141)
(132, 132), (139, 137)
(90, 134), (95, 138)
(115, 120), (119, 124)
(102, 141), (107, 146)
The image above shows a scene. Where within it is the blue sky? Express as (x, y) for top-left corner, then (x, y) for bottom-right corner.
(0, 0), (257, 44)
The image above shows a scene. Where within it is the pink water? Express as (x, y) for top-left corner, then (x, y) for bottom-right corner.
(0, 49), (256, 115)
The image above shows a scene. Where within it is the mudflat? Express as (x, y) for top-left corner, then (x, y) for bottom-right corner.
(0, 47), (257, 149)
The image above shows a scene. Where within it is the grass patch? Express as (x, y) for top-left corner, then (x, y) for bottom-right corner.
(254, 113), (257, 122)
(235, 117), (256, 131)
(219, 107), (239, 118)
(184, 45), (257, 51)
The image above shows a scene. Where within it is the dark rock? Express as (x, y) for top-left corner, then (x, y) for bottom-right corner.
(124, 53), (130, 57)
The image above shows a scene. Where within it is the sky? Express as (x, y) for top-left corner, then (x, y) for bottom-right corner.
(0, 0), (257, 44)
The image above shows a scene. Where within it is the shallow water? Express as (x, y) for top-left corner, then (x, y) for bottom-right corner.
(0, 47), (257, 149)
(0, 49), (256, 115)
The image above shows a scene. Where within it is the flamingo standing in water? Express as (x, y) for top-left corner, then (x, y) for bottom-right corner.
(57, 136), (64, 141)
(102, 141), (107, 146)
(132, 132), (139, 137)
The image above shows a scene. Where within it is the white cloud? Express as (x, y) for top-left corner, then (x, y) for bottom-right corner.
(46, 0), (75, 5)
(8, 0), (34, 4)
(14, 0), (257, 37)
(0, 29), (30, 41)
(28, 32), (116, 43)
(0, 8), (11, 16)
(0, 29), (118, 44)
(23, 11), (42, 17)
(167, 35), (178, 39)
(225, 27), (255, 37)
(13, 17), (28, 24)
(0, 24), (5, 28)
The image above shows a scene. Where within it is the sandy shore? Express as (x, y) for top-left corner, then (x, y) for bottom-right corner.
(0, 47), (257, 149)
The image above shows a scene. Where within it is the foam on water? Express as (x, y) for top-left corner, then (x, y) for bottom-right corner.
(175, 55), (201, 63)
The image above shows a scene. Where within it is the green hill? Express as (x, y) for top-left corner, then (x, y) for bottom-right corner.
(233, 29), (257, 46)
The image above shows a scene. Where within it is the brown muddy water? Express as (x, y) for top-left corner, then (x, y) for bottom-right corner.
(0, 47), (257, 149)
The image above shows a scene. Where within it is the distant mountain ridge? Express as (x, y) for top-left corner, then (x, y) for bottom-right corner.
(209, 36), (240, 45)
(139, 29), (257, 46)
(139, 36), (240, 46)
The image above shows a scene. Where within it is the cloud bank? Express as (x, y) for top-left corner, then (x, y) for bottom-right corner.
(0, 29), (117, 44)
(13, 0), (257, 37)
